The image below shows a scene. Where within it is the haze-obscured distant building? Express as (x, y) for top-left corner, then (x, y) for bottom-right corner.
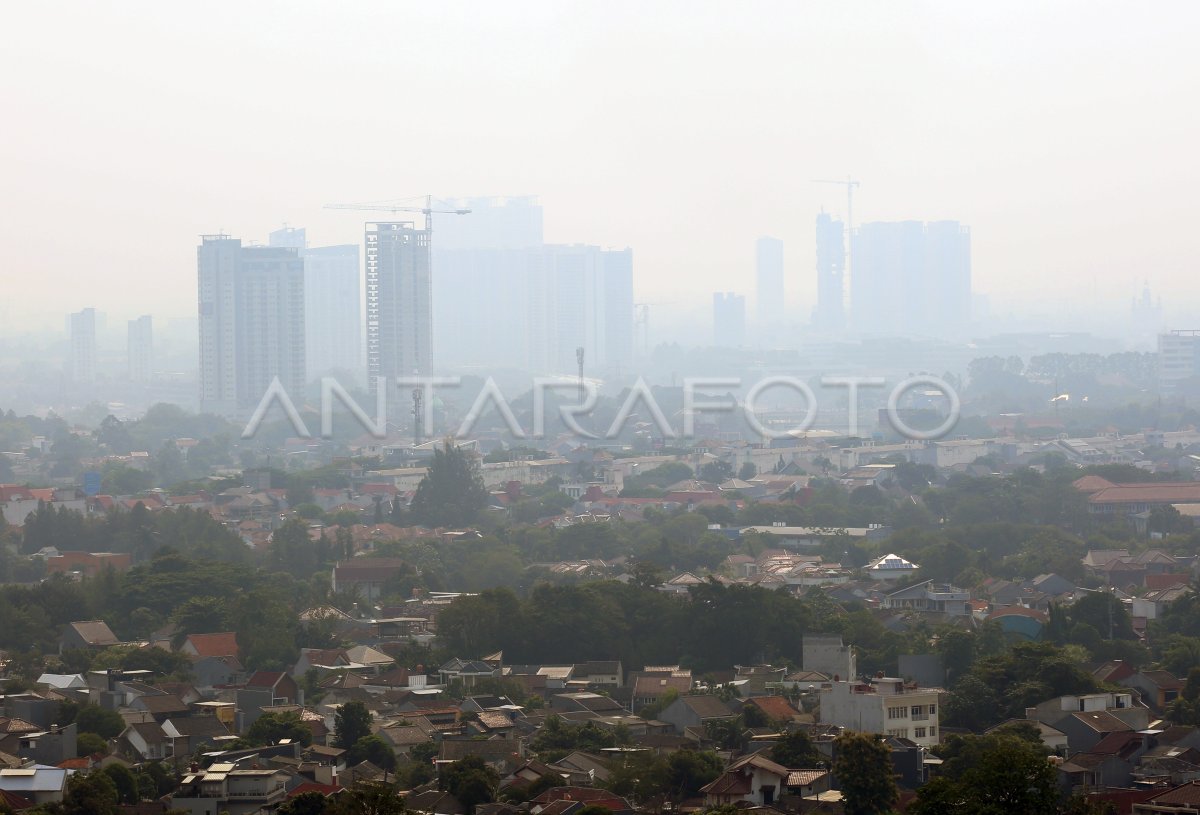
(430, 198), (633, 374)
(850, 220), (971, 337)
(813, 213), (845, 332)
(529, 244), (634, 374)
(1158, 330), (1199, 393)
(713, 292), (746, 348)
(197, 236), (306, 415)
(268, 228), (361, 383)
(127, 315), (152, 383)
(755, 236), (784, 324)
(68, 308), (98, 384)
(304, 245), (360, 381)
(433, 197), (543, 369)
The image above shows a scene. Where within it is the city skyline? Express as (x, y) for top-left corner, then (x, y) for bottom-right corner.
(3, 3), (1199, 332)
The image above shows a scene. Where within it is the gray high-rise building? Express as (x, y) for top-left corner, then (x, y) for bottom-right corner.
(528, 244), (634, 374)
(127, 315), (152, 383)
(755, 237), (785, 324)
(68, 308), (98, 384)
(365, 222), (431, 388)
(304, 244), (361, 381)
(813, 213), (846, 332)
(850, 220), (970, 337)
(433, 198), (544, 369)
(713, 292), (746, 348)
(198, 236), (306, 415)
(268, 227), (361, 383)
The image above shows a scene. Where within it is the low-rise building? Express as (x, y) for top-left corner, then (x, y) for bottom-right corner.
(171, 765), (289, 815)
(818, 676), (942, 747)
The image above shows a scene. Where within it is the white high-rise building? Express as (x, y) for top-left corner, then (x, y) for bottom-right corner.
(68, 308), (98, 384)
(365, 222), (431, 388)
(198, 236), (305, 416)
(127, 315), (153, 383)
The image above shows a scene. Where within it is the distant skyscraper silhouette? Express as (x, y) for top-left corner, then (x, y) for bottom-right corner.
(813, 213), (845, 332)
(713, 292), (746, 347)
(850, 220), (970, 337)
(755, 237), (785, 324)
(268, 227), (361, 383)
(127, 315), (152, 383)
(68, 308), (98, 384)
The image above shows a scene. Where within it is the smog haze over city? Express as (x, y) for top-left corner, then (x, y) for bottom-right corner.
(3, 2), (1199, 340)
(6, 6), (1200, 814)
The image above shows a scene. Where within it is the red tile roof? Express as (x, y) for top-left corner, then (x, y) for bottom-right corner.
(747, 695), (799, 721)
(288, 782), (342, 798)
(185, 632), (239, 658)
(1150, 780), (1200, 806)
(1088, 483), (1200, 505)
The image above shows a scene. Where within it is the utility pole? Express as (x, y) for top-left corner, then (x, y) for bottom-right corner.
(412, 387), (424, 445)
(576, 347), (585, 404)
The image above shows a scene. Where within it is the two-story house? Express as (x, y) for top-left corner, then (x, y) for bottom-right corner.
(818, 676), (942, 747)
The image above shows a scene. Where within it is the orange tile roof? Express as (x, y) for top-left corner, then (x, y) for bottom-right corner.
(185, 632), (239, 658)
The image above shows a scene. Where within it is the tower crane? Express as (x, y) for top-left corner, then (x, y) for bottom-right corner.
(324, 194), (471, 235)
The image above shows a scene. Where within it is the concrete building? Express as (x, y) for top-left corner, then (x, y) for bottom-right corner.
(1159, 330), (1200, 393)
(432, 198), (544, 369)
(303, 244), (361, 381)
(68, 307), (98, 384)
(819, 676), (941, 747)
(755, 236), (785, 324)
(268, 227), (361, 383)
(365, 221), (431, 388)
(529, 244), (634, 374)
(881, 581), (971, 616)
(802, 634), (856, 681)
(713, 292), (746, 348)
(813, 213), (845, 332)
(127, 315), (152, 383)
(197, 236), (306, 416)
(850, 220), (971, 337)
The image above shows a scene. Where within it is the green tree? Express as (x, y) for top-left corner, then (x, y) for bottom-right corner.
(280, 789), (334, 815)
(770, 730), (822, 768)
(75, 704), (126, 740)
(700, 460), (733, 484)
(77, 731), (108, 757)
(248, 710), (313, 747)
(832, 732), (897, 815)
(409, 442), (489, 528)
(441, 754), (500, 813)
(347, 734), (397, 771)
(329, 780), (406, 815)
(101, 764), (139, 805)
(62, 770), (119, 815)
(911, 732), (1057, 815)
(334, 701), (373, 749)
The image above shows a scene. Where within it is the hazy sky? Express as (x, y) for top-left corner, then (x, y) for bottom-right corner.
(3, 1), (1198, 333)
